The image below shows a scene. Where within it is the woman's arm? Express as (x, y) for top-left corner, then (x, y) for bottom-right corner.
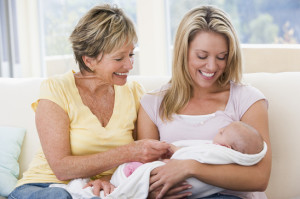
(137, 106), (160, 140)
(150, 100), (271, 199)
(138, 106), (193, 199)
(190, 99), (271, 190)
(36, 99), (170, 181)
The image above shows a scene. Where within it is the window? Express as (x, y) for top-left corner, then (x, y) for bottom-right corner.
(166, 0), (300, 74)
(4, 0), (300, 77)
(0, 0), (20, 77)
(168, 0), (300, 45)
(39, 0), (137, 76)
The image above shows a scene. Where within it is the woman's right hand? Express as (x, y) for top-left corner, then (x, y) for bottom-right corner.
(129, 139), (171, 163)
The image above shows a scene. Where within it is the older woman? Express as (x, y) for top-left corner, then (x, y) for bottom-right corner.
(8, 4), (170, 199)
(138, 6), (271, 199)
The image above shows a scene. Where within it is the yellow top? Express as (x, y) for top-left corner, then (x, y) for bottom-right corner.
(17, 71), (145, 186)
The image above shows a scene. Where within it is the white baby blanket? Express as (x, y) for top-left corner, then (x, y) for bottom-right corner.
(51, 140), (267, 199)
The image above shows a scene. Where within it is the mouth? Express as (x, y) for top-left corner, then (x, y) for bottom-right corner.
(199, 70), (215, 78)
(113, 72), (129, 76)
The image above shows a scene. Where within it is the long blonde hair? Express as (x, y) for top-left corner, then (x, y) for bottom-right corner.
(160, 5), (242, 121)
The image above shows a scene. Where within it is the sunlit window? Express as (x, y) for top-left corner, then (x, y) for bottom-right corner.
(40, 0), (137, 57)
(39, 0), (137, 76)
(168, 0), (300, 45)
(0, 0), (20, 77)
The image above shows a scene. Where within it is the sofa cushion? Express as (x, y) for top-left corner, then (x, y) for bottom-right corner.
(0, 126), (26, 197)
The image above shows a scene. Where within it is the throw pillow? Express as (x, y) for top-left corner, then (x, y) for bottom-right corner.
(0, 126), (26, 197)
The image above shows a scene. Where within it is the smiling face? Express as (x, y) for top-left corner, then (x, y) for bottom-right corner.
(187, 31), (228, 90)
(86, 43), (135, 86)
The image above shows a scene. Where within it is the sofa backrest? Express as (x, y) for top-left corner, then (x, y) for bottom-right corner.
(0, 78), (44, 177)
(0, 72), (300, 199)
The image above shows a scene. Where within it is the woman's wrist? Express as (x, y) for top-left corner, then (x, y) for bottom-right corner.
(184, 159), (200, 178)
(118, 141), (137, 163)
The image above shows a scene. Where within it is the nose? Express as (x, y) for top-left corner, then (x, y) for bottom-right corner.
(124, 56), (134, 70)
(206, 57), (217, 70)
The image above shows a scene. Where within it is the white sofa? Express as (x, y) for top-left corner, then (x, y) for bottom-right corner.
(1, 73), (300, 199)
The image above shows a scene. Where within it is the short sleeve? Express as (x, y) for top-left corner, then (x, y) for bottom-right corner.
(128, 81), (146, 112)
(31, 78), (68, 113)
(140, 90), (165, 126)
(232, 83), (268, 119)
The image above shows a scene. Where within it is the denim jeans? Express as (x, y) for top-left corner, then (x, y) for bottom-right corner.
(8, 183), (100, 199)
(200, 193), (242, 199)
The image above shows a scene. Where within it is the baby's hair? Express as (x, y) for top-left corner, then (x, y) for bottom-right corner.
(233, 121), (264, 154)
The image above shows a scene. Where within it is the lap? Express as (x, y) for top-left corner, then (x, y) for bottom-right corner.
(8, 183), (72, 199)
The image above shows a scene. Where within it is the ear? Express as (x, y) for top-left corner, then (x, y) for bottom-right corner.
(82, 55), (95, 71)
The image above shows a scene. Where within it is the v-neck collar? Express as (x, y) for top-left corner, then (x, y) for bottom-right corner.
(70, 70), (117, 129)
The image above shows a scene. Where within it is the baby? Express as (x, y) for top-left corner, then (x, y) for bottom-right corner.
(124, 121), (264, 177)
(50, 121), (266, 199)
(212, 121), (264, 154)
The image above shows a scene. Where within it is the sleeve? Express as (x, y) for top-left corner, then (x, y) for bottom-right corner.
(128, 81), (146, 113)
(235, 84), (269, 119)
(31, 78), (68, 113)
(140, 91), (164, 126)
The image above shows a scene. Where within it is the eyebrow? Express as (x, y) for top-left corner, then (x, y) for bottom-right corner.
(194, 50), (228, 54)
(112, 48), (135, 57)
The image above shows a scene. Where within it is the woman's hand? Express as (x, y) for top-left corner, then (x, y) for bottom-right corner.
(149, 159), (192, 199)
(148, 182), (192, 199)
(84, 178), (115, 197)
(129, 139), (171, 163)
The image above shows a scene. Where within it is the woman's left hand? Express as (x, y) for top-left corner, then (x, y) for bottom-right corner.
(149, 159), (192, 199)
(84, 178), (115, 197)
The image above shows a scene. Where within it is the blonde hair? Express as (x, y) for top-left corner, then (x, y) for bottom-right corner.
(160, 5), (242, 120)
(69, 4), (137, 73)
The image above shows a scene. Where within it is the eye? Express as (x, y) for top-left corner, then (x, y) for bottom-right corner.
(129, 53), (135, 57)
(115, 58), (123, 61)
(197, 55), (207, 60)
(217, 54), (227, 60)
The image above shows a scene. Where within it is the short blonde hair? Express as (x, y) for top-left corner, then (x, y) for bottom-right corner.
(160, 5), (242, 120)
(70, 4), (137, 73)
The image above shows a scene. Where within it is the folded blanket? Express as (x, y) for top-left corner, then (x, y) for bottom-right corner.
(51, 140), (267, 199)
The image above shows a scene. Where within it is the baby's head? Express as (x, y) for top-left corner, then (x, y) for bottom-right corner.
(213, 121), (264, 154)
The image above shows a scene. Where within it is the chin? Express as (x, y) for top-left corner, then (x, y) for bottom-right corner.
(114, 80), (127, 86)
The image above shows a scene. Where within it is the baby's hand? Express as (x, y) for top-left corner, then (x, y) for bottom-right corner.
(161, 144), (183, 159)
(170, 144), (180, 153)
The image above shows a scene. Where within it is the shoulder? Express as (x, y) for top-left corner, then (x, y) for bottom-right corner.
(41, 71), (74, 91)
(120, 80), (146, 102)
(140, 83), (169, 105)
(229, 81), (268, 118)
(231, 81), (266, 99)
(126, 80), (145, 95)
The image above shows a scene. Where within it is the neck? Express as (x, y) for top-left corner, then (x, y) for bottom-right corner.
(192, 82), (230, 99)
(74, 71), (114, 94)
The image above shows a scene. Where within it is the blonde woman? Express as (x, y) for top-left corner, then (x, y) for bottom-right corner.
(8, 4), (170, 199)
(138, 6), (271, 199)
